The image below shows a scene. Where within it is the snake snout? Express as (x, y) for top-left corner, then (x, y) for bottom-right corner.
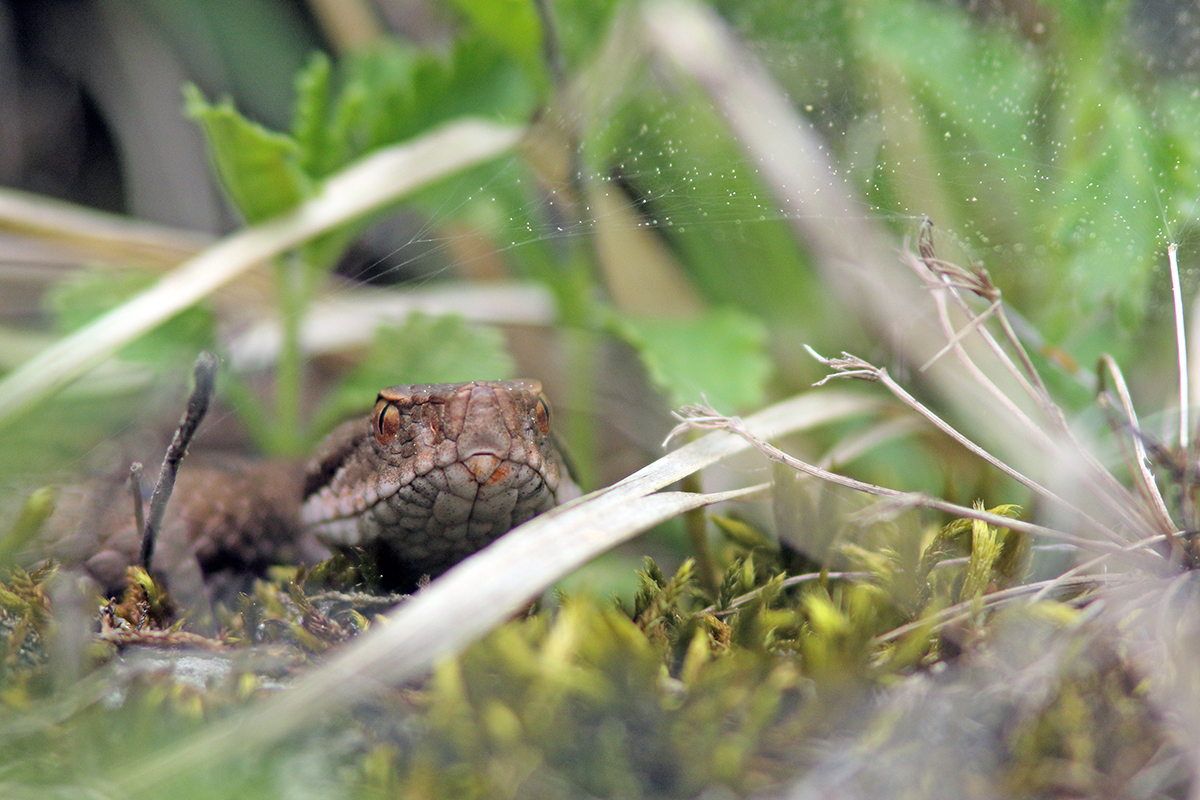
(464, 453), (503, 483)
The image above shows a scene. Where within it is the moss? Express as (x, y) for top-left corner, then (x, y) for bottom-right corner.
(0, 508), (1178, 798)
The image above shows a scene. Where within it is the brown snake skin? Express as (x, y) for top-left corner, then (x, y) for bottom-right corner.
(300, 380), (568, 588)
(47, 380), (569, 599)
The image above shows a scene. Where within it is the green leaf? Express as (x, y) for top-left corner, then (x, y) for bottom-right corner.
(313, 313), (514, 433)
(46, 268), (215, 364)
(307, 37), (539, 179)
(447, 0), (545, 83)
(291, 52), (333, 176)
(586, 87), (820, 324)
(184, 84), (312, 223)
(614, 308), (771, 411)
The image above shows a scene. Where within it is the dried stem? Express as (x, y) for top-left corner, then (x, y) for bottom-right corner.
(1096, 354), (1177, 537)
(805, 349), (1132, 546)
(874, 572), (1133, 645)
(672, 403), (1148, 557)
(128, 462), (145, 543)
(906, 230), (1158, 538)
(1028, 531), (1170, 604)
(910, 223), (1050, 410)
(139, 352), (219, 571)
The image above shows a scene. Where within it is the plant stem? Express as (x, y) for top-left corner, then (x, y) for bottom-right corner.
(682, 471), (719, 595)
(273, 250), (310, 455)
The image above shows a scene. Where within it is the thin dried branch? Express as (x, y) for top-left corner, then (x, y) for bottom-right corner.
(1029, 531), (1170, 604)
(874, 572), (1134, 645)
(910, 231), (1132, 537)
(908, 227), (1149, 536)
(910, 222), (1050, 407)
(919, 296), (1003, 374)
(128, 462), (145, 544)
(1096, 354), (1178, 537)
(97, 627), (230, 652)
(804, 349), (1133, 547)
(904, 245), (1057, 451)
(674, 402), (1148, 557)
(140, 352), (218, 571)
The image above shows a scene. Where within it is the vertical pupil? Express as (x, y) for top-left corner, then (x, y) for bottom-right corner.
(375, 400), (400, 445)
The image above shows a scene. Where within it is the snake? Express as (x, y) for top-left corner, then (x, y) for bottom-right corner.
(45, 380), (570, 600)
(300, 379), (569, 588)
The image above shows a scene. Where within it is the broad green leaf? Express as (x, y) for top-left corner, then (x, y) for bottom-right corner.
(614, 308), (771, 412)
(291, 52), (333, 176)
(856, 0), (1040, 162)
(184, 84), (312, 223)
(308, 38), (539, 179)
(314, 313), (514, 433)
(447, 0), (545, 83)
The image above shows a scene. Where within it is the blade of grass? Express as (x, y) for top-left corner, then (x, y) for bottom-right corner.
(0, 186), (211, 266)
(1097, 354), (1177, 536)
(0, 119), (525, 432)
(1169, 243), (1189, 449)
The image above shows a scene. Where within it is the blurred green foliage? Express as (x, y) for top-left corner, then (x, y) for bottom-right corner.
(165, 0), (1200, 457)
(10, 0), (1196, 469)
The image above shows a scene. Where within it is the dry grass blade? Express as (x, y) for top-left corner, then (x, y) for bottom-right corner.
(901, 237), (1155, 542)
(1168, 243), (1189, 449)
(1097, 354), (1177, 537)
(0, 119), (525, 431)
(226, 281), (556, 369)
(0, 186), (211, 266)
(910, 224), (1048, 405)
(1028, 531), (1170, 604)
(112, 389), (879, 792)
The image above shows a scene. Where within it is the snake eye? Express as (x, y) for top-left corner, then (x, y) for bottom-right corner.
(534, 396), (551, 435)
(374, 399), (401, 446)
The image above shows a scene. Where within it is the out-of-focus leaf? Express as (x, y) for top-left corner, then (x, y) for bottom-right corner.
(291, 53), (333, 176)
(585, 86), (821, 324)
(184, 85), (312, 224)
(614, 307), (771, 411)
(0, 487), (57, 566)
(447, 0), (545, 84)
(309, 38), (539, 179)
(47, 269), (215, 364)
(857, 0), (1040, 164)
(314, 313), (514, 432)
